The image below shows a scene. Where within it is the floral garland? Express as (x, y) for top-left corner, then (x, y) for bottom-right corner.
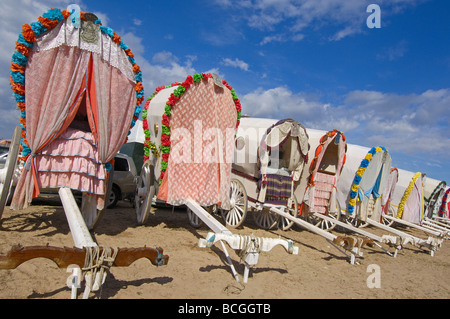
(142, 73), (242, 184)
(439, 188), (450, 218)
(10, 8), (144, 162)
(347, 146), (387, 214)
(425, 181), (446, 205)
(396, 172), (422, 219)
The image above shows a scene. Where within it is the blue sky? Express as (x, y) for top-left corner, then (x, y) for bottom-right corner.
(1, 0), (449, 184)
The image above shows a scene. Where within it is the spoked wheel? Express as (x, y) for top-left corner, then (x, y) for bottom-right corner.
(187, 206), (204, 228)
(253, 207), (280, 230)
(0, 126), (21, 218)
(381, 205), (396, 227)
(135, 160), (155, 225)
(307, 201), (341, 232)
(277, 195), (298, 231)
(221, 179), (248, 228)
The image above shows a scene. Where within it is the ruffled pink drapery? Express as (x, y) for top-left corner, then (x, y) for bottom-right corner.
(11, 45), (136, 210)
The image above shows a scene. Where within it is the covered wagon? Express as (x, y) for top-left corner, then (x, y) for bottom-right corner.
(0, 5), (168, 298)
(135, 75), (299, 283)
(300, 128), (347, 231)
(222, 117), (309, 230)
(336, 145), (392, 227)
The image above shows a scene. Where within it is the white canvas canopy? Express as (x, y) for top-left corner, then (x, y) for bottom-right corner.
(301, 128), (347, 215)
(335, 144), (392, 222)
(391, 169), (425, 225)
(381, 167), (399, 217)
(232, 117), (309, 205)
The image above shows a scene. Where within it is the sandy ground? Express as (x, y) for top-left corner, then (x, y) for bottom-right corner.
(0, 197), (449, 300)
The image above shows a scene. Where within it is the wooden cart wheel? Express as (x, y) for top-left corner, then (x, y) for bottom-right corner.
(381, 205), (396, 227)
(307, 200), (341, 232)
(278, 195), (298, 231)
(135, 160), (155, 225)
(0, 126), (21, 219)
(253, 206), (280, 230)
(221, 179), (248, 228)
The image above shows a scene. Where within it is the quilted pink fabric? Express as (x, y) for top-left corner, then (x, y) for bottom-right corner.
(157, 79), (237, 207)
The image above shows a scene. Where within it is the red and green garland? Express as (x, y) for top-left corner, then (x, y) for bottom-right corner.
(10, 8), (144, 162)
(142, 73), (242, 183)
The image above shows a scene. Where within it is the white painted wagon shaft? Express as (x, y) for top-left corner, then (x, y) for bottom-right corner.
(270, 207), (366, 264)
(312, 213), (401, 257)
(424, 217), (450, 230)
(199, 232), (298, 283)
(0, 126), (21, 218)
(186, 199), (299, 283)
(59, 187), (103, 299)
(421, 219), (450, 236)
(375, 215), (443, 256)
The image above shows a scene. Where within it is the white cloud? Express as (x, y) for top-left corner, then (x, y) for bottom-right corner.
(213, 0), (421, 43)
(221, 58), (249, 71)
(239, 86), (450, 161)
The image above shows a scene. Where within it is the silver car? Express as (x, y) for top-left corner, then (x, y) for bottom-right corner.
(107, 153), (137, 208)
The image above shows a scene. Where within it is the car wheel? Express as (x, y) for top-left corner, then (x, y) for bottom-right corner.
(107, 185), (120, 209)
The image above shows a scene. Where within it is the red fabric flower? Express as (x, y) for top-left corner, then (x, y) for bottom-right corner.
(142, 120), (149, 130)
(162, 153), (170, 162)
(162, 114), (170, 126)
(167, 94), (179, 106)
(222, 80), (232, 90)
(235, 100), (242, 112)
(161, 134), (171, 146)
(155, 85), (165, 92)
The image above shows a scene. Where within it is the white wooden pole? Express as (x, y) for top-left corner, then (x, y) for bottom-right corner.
(59, 187), (99, 299)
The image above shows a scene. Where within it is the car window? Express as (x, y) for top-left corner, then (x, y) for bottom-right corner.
(114, 157), (129, 172)
(0, 145), (9, 156)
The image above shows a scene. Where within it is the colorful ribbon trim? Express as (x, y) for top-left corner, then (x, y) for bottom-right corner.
(347, 146), (387, 214)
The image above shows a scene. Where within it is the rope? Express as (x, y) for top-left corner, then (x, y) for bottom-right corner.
(238, 235), (262, 263)
(82, 246), (118, 292)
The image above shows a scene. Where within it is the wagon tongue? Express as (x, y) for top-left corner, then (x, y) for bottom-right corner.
(0, 244), (168, 269)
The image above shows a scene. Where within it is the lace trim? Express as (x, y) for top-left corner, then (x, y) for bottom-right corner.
(32, 20), (135, 83)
